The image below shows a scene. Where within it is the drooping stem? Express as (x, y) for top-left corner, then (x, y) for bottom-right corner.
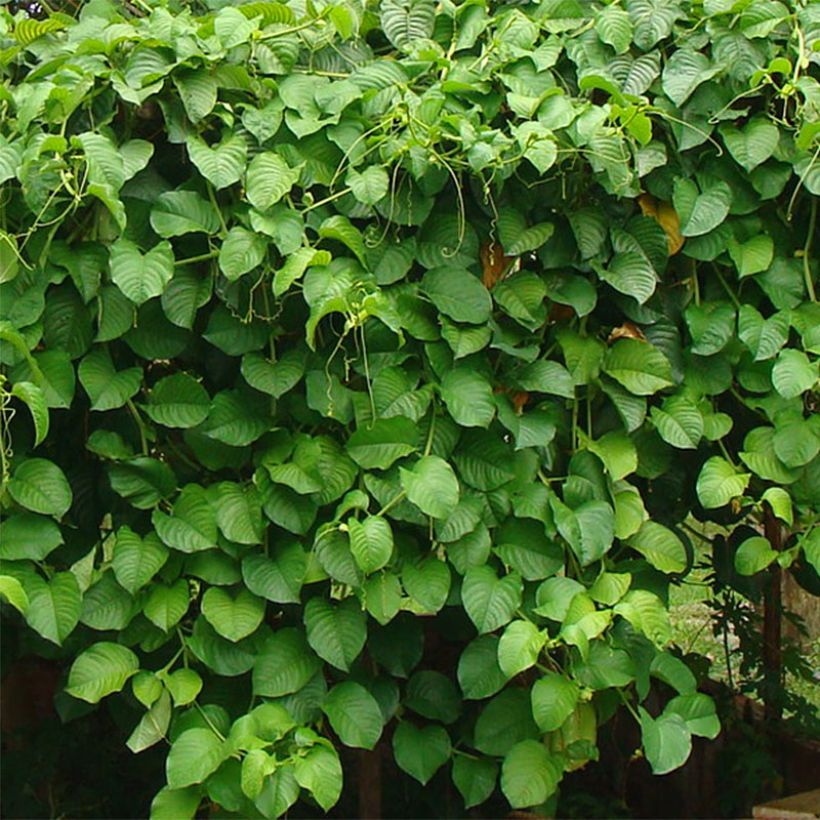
(126, 399), (149, 455)
(803, 197), (817, 303)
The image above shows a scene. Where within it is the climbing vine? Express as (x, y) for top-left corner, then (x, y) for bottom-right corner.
(0, 0), (818, 815)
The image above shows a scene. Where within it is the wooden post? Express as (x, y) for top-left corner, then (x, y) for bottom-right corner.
(358, 747), (382, 819)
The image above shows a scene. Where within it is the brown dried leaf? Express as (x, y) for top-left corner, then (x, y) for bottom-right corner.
(637, 194), (684, 255)
(608, 321), (646, 343)
(480, 241), (515, 289)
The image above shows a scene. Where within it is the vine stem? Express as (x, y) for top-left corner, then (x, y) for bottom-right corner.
(712, 264), (741, 310)
(423, 404), (437, 457)
(376, 490), (406, 518)
(301, 187), (352, 213)
(376, 406), (436, 518)
(617, 688), (641, 723)
(174, 249), (218, 267)
(803, 198), (817, 303)
(194, 702), (227, 742)
(207, 183), (229, 236)
(126, 399), (149, 455)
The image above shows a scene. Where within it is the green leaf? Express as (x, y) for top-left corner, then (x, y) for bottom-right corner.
(405, 670), (461, 724)
(245, 152), (300, 211)
(110, 239), (174, 305)
(696, 456), (751, 509)
(151, 192), (221, 238)
(665, 693), (720, 739)
(218, 227), (267, 281)
(11, 381), (48, 446)
(596, 5), (632, 52)
(640, 708), (692, 775)
(208, 481), (263, 544)
(501, 740), (562, 809)
(24, 572), (81, 645)
(272, 248), (331, 297)
(497, 620), (544, 678)
(150, 787), (201, 820)
(201, 588), (264, 642)
(614, 589), (672, 645)
(347, 416), (419, 469)
(552, 497), (615, 567)
(253, 628), (321, 697)
(597, 251), (657, 305)
(734, 536), (778, 575)
(772, 418), (819, 468)
(242, 749), (272, 799)
(186, 133), (247, 190)
(112, 527), (169, 594)
(145, 373), (210, 428)
(738, 306), (789, 361)
(144, 579), (190, 632)
(79, 576), (134, 632)
(761, 487), (793, 525)
(294, 745), (343, 812)
(728, 235), (774, 278)
(513, 359), (575, 398)
(627, 521), (687, 574)
(12, 350), (76, 409)
(78, 348), (142, 411)
(662, 48), (718, 106)
(242, 543), (306, 603)
(347, 166), (389, 205)
(153, 484), (217, 553)
(400, 455), (460, 519)
(241, 350), (306, 399)
(108, 461), (171, 510)
(381, 0), (436, 50)
(348, 515), (394, 574)
(650, 652), (696, 695)
(8, 458), (72, 518)
(531, 672), (579, 732)
(493, 271), (547, 330)
(462, 566), (522, 634)
(165, 668), (203, 707)
(685, 302), (736, 356)
(441, 368), (496, 427)
(457, 635), (509, 700)
(720, 118), (780, 172)
(771, 349), (817, 399)
(173, 69), (217, 122)
(0, 575), (29, 614)
(650, 395), (703, 449)
(0, 512), (63, 560)
(200, 390), (270, 447)
(673, 178), (732, 238)
(322, 681), (383, 749)
(474, 688), (539, 756)
(304, 597), (366, 671)
(587, 431), (638, 480)
(421, 266), (492, 324)
(402, 557), (451, 614)
(166, 728), (225, 788)
(66, 642), (139, 703)
(254, 766), (299, 818)
(128, 689), (172, 753)
(604, 339), (673, 395)
(452, 756), (498, 809)
(393, 722), (451, 785)
(13, 16), (68, 45)
(318, 215), (366, 266)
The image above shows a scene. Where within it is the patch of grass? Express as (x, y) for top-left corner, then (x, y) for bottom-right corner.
(668, 522), (820, 717)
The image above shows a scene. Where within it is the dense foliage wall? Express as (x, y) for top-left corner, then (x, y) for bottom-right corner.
(0, 0), (818, 816)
